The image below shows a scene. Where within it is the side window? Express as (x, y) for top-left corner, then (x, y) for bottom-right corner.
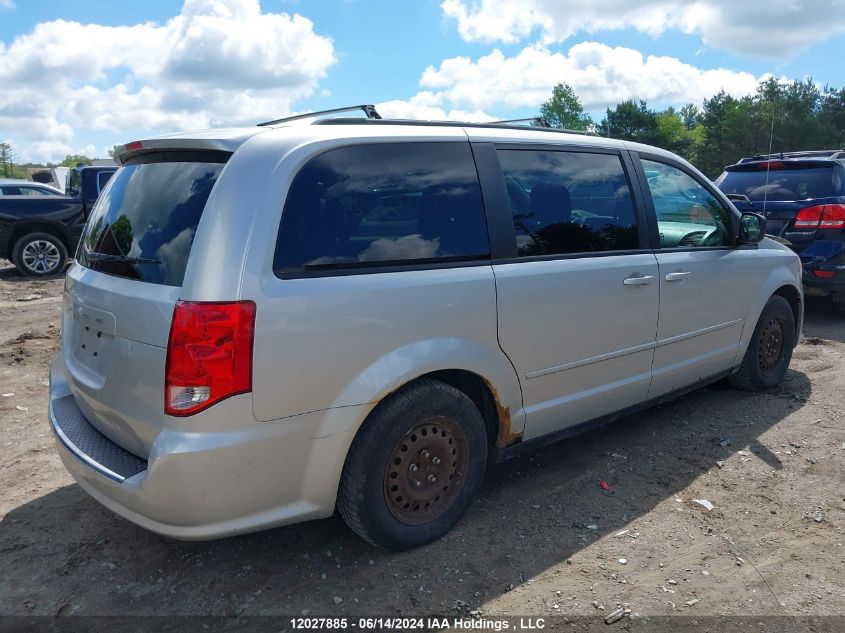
(20, 187), (50, 196)
(496, 150), (639, 257)
(274, 143), (489, 273)
(642, 159), (733, 248)
(97, 171), (114, 192)
(67, 170), (82, 196)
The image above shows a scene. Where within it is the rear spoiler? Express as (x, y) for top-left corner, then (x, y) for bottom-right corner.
(725, 159), (836, 172)
(112, 134), (258, 165)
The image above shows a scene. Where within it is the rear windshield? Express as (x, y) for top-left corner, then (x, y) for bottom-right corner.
(716, 166), (838, 201)
(78, 153), (228, 286)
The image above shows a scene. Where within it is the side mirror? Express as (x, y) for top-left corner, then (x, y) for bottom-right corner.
(738, 212), (766, 244)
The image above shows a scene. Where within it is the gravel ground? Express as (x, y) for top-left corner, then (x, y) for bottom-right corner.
(0, 262), (843, 621)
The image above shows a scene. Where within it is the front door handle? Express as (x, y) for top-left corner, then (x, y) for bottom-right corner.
(665, 271), (692, 282)
(623, 274), (655, 286)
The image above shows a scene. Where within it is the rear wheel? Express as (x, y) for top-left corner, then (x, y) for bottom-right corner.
(338, 379), (487, 550)
(729, 295), (795, 391)
(11, 232), (67, 277)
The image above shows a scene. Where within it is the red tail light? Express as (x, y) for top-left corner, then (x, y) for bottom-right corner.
(820, 204), (845, 228)
(165, 301), (256, 416)
(814, 270), (835, 279)
(794, 204), (845, 230)
(756, 161), (784, 170)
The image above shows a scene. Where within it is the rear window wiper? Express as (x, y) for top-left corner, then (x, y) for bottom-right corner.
(85, 251), (161, 265)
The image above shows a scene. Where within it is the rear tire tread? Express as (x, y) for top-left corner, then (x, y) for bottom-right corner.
(338, 378), (486, 550)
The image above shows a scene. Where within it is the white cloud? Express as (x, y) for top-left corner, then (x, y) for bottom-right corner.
(0, 0), (15, 9)
(409, 42), (765, 114)
(377, 92), (495, 122)
(441, 0), (845, 57)
(0, 0), (336, 162)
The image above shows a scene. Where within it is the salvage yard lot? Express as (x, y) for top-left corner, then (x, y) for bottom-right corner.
(0, 262), (843, 618)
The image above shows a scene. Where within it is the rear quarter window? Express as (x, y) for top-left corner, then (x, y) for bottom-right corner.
(274, 142), (489, 275)
(78, 152), (228, 286)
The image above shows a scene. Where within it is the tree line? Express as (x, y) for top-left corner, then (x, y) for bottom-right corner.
(539, 78), (845, 178)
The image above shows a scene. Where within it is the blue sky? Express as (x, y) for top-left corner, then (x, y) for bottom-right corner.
(2, 0), (845, 163)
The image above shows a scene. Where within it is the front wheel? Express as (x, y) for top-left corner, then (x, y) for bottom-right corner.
(338, 379), (488, 550)
(11, 232), (68, 277)
(729, 295), (795, 391)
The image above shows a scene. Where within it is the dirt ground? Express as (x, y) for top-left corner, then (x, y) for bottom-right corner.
(0, 261), (843, 621)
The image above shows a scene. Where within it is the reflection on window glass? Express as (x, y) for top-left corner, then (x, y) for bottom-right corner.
(642, 159), (732, 248)
(715, 167), (836, 201)
(497, 150), (639, 256)
(79, 160), (225, 286)
(274, 143), (489, 272)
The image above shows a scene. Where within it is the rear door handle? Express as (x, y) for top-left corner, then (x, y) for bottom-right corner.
(665, 271), (692, 282)
(623, 274), (655, 286)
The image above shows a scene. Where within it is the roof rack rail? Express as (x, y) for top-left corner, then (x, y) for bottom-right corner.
(493, 117), (599, 136)
(494, 117), (552, 128)
(736, 149), (845, 163)
(257, 104), (382, 127)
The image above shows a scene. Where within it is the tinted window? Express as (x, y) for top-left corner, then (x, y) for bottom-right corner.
(97, 171), (114, 192)
(67, 169), (82, 196)
(78, 158), (227, 286)
(716, 167), (837, 201)
(274, 143), (489, 273)
(20, 186), (58, 196)
(0, 186), (22, 195)
(497, 150), (639, 256)
(642, 159), (733, 248)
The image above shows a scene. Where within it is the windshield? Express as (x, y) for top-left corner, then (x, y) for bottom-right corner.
(716, 167), (838, 202)
(78, 157), (227, 286)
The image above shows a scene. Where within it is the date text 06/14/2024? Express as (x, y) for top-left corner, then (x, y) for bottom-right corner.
(288, 617), (547, 630)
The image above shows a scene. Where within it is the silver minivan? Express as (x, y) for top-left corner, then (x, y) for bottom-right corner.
(49, 107), (803, 550)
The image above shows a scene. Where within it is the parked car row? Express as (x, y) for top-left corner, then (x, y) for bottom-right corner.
(0, 165), (116, 276)
(47, 110), (803, 550)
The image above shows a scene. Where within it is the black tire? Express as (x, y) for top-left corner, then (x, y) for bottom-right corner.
(11, 232), (68, 277)
(729, 295), (795, 391)
(338, 379), (488, 550)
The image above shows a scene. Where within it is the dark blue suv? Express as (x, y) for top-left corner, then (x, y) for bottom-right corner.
(715, 150), (845, 316)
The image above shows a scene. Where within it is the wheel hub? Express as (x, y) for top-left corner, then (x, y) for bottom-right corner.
(758, 316), (785, 375)
(21, 240), (61, 274)
(384, 417), (468, 525)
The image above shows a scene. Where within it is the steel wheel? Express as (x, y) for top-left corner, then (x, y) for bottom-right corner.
(383, 416), (469, 525)
(757, 315), (786, 376)
(21, 239), (62, 274)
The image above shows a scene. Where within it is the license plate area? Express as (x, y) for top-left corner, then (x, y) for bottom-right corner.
(69, 300), (116, 379)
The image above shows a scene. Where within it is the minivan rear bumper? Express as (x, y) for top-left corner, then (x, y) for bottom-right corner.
(49, 354), (361, 540)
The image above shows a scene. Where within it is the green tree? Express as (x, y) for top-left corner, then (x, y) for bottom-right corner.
(679, 103), (701, 130)
(598, 100), (659, 144)
(819, 86), (845, 148)
(654, 108), (692, 158)
(0, 142), (26, 178)
(60, 154), (93, 167)
(539, 83), (593, 130)
(698, 91), (741, 176)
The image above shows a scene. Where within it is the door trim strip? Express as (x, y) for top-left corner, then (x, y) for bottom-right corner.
(524, 318), (742, 380)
